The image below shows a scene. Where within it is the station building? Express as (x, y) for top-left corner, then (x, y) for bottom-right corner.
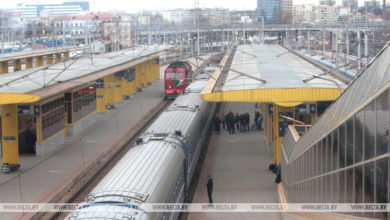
(0, 45), (172, 173)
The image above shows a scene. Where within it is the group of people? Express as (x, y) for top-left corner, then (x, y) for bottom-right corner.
(213, 111), (263, 134)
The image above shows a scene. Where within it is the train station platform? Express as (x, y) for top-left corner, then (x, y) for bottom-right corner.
(188, 102), (281, 220)
(0, 79), (165, 220)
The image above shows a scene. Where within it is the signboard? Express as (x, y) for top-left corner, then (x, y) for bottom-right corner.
(17, 105), (33, 115)
(96, 79), (104, 88)
(137, 16), (151, 25)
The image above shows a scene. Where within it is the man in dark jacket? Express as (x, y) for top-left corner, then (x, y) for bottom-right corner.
(214, 116), (221, 134)
(206, 175), (213, 203)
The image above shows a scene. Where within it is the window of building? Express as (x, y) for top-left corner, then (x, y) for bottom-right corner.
(72, 86), (96, 123)
(41, 97), (65, 140)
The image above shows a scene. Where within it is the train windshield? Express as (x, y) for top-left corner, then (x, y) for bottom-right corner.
(166, 72), (184, 79)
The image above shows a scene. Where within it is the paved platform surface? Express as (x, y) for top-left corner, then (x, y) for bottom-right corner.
(188, 102), (281, 220)
(0, 78), (165, 220)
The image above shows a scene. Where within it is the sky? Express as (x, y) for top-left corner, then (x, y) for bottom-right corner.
(1, 0), (374, 13)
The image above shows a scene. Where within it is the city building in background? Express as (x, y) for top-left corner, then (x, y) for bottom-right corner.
(257, 0), (282, 24)
(103, 18), (132, 50)
(12, 0), (89, 18)
(54, 12), (116, 45)
(282, 0), (293, 24)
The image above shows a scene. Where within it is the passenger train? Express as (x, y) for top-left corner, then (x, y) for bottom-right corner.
(164, 61), (193, 99)
(66, 68), (216, 220)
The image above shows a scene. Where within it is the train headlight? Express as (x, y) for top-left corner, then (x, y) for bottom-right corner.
(168, 85), (171, 88)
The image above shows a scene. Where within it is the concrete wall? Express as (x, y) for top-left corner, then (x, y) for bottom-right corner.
(36, 131), (65, 156)
(68, 112), (97, 136)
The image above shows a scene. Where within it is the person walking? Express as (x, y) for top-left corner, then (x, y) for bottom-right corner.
(205, 175), (213, 203)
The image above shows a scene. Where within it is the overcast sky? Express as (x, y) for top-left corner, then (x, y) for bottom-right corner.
(2, 0), (372, 13)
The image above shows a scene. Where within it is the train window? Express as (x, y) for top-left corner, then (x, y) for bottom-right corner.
(166, 72), (175, 79)
(175, 72), (184, 78)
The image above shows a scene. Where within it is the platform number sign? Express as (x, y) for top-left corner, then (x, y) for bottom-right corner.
(96, 79), (104, 88)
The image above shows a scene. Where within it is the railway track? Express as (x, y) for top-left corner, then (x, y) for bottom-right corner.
(40, 99), (173, 220)
(36, 56), (213, 220)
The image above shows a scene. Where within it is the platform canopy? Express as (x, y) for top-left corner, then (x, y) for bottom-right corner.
(0, 45), (175, 104)
(201, 44), (348, 107)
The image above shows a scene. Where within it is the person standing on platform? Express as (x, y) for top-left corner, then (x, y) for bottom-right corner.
(214, 116), (221, 134)
(222, 113), (226, 130)
(257, 113), (263, 130)
(245, 112), (250, 131)
(235, 113), (240, 131)
(205, 175), (213, 203)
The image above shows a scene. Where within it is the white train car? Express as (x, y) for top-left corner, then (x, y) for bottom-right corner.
(66, 70), (216, 220)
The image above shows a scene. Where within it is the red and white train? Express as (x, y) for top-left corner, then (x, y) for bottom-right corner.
(164, 61), (193, 99)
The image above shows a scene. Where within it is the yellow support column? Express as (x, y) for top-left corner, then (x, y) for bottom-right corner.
(135, 64), (142, 90)
(26, 58), (33, 69)
(123, 78), (130, 98)
(36, 56), (43, 67)
(55, 53), (62, 63)
(154, 58), (160, 80)
(14, 59), (21, 71)
(0, 61), (8, 74)
(130, 79), (136, 94)
(272, 104), (294, 165)
(64, 52), (70, 61)
(1, 104), (20, 173)
(146, 60), (151, 84)
(104, 74), (115, 109)
(114, 77), (123, 103)
(96, 79), (106, 112)
(141, 62), (146, 88)
(46, 55), (53, 64)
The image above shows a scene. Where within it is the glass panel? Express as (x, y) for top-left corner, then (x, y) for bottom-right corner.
(354, 165), (363, 203)
(331, 172), (338, 202)
(321, 138), (326, 174)
(338, 170), (345, 203)
(375, 157), (388, 219)
(355, 111), (364, 163)
(326, 135), (331, 172)
(346, 118), (354, 166)
(364, 101), (375, 160)
(339, 123), (346, 168)
(332, 129), (338, 171)
(346, 168), (354, 203)
(364, 162), (375, 203)
(364, 162), (375, 218)
(376, 91), (389, 156)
